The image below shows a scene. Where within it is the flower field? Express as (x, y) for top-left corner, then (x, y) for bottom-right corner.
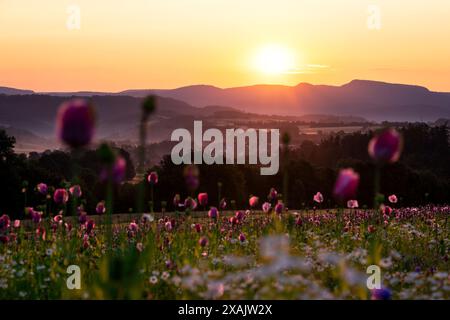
(0, 98), (449, 300)
(0, 204), (449, 299)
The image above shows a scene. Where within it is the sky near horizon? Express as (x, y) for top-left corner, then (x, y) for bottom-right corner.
(0, 0), (449, 92)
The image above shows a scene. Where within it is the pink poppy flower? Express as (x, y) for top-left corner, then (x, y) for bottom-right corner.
(249, 196), (259, 208)
(147, 171), (158, 185)
(347, 200), (359, 209)
(388, 194), (398, 204)
(53, 188), (69, 204)
(69, 185), (82, 198)
(313, 192), (324, 204)
(198, 193), (208, 207)
(368, 128), (403, 163)
(262, 202), (271, 213)
(198, 236), (208, 247)
(208, 207), (219, 219)
(36, 183), (48, 195)
(56, 99), (95, 148)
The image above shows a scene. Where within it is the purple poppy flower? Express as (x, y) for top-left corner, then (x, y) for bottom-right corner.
(56, 99), (96, 148)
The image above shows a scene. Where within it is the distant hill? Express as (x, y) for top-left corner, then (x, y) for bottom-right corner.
(0, 86), (34, 95)
(1, 79), (450, 122)
(0, 94), (237, 143)
(118, 80), (450, 122)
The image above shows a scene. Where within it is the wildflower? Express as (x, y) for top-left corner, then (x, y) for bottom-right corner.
(56, 99), (95, 148)
(219, 198), (227, 209)
(185, 175), (199, 191)
(136, 242), (143, 252)
(388, 194), (398, 204)
(76, 210), (87, 224)
(82, 234), (89, 249)
(149, 276), (158, 284)
(165, 221), (173, 232)
(313, 192), (324, 204)
(274, 202), (284, 214)
(198, 236), (208, 247)
(239, 233), (246, 243)
(86, 219), (95, 234)
(367, 225), (376, 233)
(184, 197), (197, 210)
(69, 185), (82, 198)
(333, 168), (360, 201)
(347, 200), (359, 209)
(96, 201), (106, 215)
(380, 204), (393, 216)
(13, 220), (20, 228)
(0, 235), (9, 244)
(198, 193), (208, 207)
(111, 156), (127, 183)
(0, 214), (10, 231)
(142, 213), (154, 223)
(36, 183), (48, 195)
(262, 202), (271, 213)
(53, 189), (69, 204)
(31, 210), (42, 224)
(368, 128), (402, 163)
(268, 188), (278, 201)
(129, 221), (139, 232)
(371, 288), (392, 300)
(235, 211), (244, 220)
(147, 171), (158, 185)
(161, 271), (170, 280)
(53, 214), (63, 223)
(194, 223), (202, 233)
(208, 207), (219, 219)
(249, 196), (259, 208)
(173, 194), (180, 207)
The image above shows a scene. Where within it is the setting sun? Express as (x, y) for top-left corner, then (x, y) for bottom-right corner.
(253, 44), (296, 75)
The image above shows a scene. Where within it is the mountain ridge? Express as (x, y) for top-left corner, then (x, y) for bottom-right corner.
(1, 79), (450, 122)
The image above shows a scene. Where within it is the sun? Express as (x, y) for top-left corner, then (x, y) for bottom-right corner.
(253, 44), (296, 75)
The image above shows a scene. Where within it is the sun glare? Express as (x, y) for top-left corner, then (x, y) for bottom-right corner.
(253, 44), (296, 75)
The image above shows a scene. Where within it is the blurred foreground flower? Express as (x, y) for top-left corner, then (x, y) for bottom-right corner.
(333, 168), (360, 201)
(368, 128), (402, 163)
(371, 288), (392, 300)
(56, 99), (95, 148)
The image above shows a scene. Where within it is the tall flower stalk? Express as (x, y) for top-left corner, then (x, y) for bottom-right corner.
(137, 96), (156, 214)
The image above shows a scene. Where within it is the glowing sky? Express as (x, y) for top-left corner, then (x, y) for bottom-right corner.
(0, 0), (449, 92)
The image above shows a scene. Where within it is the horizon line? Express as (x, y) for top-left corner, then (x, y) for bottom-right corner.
(1, 78), (449, 94)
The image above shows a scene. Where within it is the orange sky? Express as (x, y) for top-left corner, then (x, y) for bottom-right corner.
(0, 0), (449, 92)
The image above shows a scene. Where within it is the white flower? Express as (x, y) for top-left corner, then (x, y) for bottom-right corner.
(149, 276), (158, 284)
